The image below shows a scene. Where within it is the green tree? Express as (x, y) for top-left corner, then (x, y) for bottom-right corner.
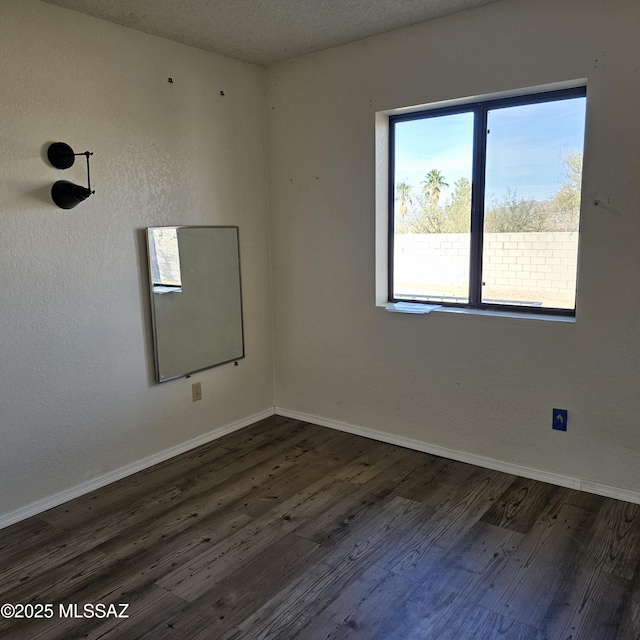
(546, 151), (583, 231)
(405, 173), (473, 234)
(485, 189), (548, 233)
(407, 199), (445, 234)
(443, 177), (472, 233)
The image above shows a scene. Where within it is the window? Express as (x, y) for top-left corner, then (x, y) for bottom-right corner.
(389, 87), (587, 315)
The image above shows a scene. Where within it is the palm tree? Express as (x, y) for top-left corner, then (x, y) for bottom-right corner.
(421, 169), (449, 205)
(395, 181), (413, 222)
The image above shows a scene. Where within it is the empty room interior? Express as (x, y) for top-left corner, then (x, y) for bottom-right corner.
(1, 0), (640, 638)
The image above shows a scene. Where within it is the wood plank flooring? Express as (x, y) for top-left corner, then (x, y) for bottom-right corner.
(0, 414), (639, 639)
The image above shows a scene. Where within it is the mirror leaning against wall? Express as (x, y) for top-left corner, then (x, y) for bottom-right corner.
(146, 226), (245, 382)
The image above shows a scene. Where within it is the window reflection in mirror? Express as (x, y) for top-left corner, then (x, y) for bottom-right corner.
(149, 227), (183, 294)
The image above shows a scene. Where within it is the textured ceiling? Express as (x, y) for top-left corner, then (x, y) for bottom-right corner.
(41, 0), (501, 65)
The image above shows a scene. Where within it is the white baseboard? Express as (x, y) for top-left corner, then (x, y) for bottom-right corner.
(0, 407), (276, 531)
(276, 407), (640, 505)
(4, 405), (637, 531)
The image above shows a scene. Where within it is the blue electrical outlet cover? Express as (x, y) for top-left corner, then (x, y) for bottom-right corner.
(553, 408), (568, 431)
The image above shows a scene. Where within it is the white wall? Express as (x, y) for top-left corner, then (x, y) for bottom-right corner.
(0, 0), (273, 519)
(267, 0), (640, 492)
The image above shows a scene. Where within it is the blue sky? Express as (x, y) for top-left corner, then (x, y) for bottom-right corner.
(394, 97), (586, 204)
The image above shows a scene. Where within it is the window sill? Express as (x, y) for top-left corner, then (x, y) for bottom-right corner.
(384, 302), (575, 323)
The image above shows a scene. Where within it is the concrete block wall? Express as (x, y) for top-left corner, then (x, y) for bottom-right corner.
(395, 232), (579, 296)
(483, 232), (579, 293)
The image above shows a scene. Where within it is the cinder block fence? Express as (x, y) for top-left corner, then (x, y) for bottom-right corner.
(395, 232), (578, 297)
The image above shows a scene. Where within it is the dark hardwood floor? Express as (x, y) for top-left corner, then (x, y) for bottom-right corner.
(1, 414), (639, 639)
